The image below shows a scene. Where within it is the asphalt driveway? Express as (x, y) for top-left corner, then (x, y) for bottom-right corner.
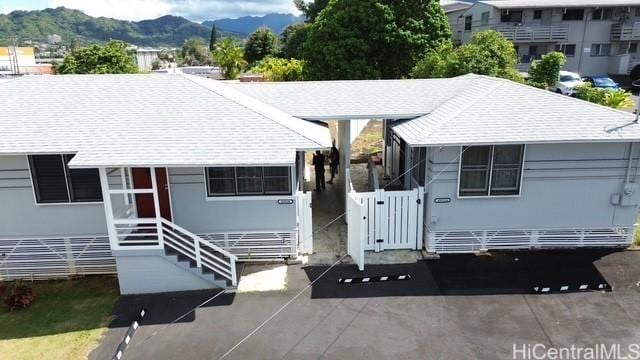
(91, 250), (640, 360)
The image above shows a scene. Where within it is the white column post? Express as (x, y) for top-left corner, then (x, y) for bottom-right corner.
(297, 151), (304, 191)
(99, 168), (118, 250)
(149, 167), (164, 248)
(341, 120), (351, 208)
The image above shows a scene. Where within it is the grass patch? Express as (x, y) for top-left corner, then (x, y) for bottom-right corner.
(0, 276), (119, 360)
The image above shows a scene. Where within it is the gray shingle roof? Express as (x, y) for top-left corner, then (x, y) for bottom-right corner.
(229, 78), (472, 120)
(0, 74), (331, 168)
(393, 75), (640, 146)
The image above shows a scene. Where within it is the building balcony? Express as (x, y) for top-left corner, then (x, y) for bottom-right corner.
(611, 23), (640, 41)
(494, 25), (568, 43)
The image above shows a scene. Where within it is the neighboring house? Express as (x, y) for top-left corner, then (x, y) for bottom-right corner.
(135, 48), (176, 71)
(0, 47), (39, 75)
(1, 73), (639, 293)
(450, 0), (640, 76)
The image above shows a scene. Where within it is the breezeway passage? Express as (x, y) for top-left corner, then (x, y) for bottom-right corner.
(90, 250), (640, 360)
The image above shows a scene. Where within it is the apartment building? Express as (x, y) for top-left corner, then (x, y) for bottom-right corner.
(449, 0), (640, 77)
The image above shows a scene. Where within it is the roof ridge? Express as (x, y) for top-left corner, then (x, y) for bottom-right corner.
(412, 77), (505, 141)
(181, 74), (331, 148)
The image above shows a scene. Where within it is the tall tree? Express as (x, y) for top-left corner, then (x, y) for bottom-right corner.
(56, 40), (137, 74)
(302, 0), (452, 80)
(528, 51), (566, 88)
(213, 38), (247, 79)
(280, 23), (311, 59)
(179, 37), (211, 66)
(209, 24), (217, 51)
(412, 30), (522, 82)
(294, 0), (330, 22)
(244, 28), (279, 65)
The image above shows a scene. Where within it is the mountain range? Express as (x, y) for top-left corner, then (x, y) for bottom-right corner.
(0, 7), (303, 47)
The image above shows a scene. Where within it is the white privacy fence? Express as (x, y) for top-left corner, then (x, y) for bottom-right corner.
(0, 235), (116, 280)
(428, 227), (635, 254)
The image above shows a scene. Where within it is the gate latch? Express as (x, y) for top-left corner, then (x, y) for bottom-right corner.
(376, 239), (384, 243)
(416, 199), (421, 205)
(377, 201), (384, 205)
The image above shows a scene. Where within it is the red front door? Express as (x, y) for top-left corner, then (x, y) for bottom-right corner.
(131, 168), (172, 221)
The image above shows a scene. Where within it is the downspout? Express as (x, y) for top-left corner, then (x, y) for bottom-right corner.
(625, 142), (635, 184)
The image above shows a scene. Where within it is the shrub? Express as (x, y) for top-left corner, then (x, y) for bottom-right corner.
(250, 57), (306, 81)
(576, 84), (634, 110)
(528, 52), (567, 88)
(5, 280), (35, 311)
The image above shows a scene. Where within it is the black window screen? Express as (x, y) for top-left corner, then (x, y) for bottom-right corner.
(29, 154), (102, 203)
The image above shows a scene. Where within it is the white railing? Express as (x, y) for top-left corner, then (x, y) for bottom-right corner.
(0, 235), (115, 280)
(199, 230), (298, 260)
(495, 25), (568, 42)
(428, 227), (635, 254)
(612, 23), (640, 41)
(161, 218), (238, 286)
(114, 218), (162, 248)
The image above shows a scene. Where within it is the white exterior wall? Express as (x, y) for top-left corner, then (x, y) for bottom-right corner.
(0, 155), (107, 237)
(425, 142), (640, 233)
(167, 167), (298, 233)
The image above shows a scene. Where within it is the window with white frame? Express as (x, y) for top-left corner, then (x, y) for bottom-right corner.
(205, 166), (291, 197)
(28, 154), (103, 203)
(590, 43), (611, 57)
(459, 145), (524, 197)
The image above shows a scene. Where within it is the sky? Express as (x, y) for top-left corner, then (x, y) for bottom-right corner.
(0, 0), (300, 22)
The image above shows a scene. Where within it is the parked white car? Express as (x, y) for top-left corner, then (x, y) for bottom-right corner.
(554, 71), (584, 96)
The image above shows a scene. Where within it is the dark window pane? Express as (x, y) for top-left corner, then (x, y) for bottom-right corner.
(264, 177), (290, 194)
(562, 9), (583, 20)
(64, 155), (102, 202)
(236, 167), (263, 194)
(263, 167), (289, 177)
(490, 145), (523, 195)
(460, 146), (491, 196)
(29, 155), (69, 203)
(209, 179), (235, 195)
(208, 167), (234, 179)
(534, 10), (542, 19)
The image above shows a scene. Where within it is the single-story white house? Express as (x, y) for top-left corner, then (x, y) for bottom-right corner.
(1, 73), (639, 294)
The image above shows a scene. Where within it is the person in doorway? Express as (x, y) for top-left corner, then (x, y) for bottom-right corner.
(327, 143), (339, 184)
(312, 150), (326, 192)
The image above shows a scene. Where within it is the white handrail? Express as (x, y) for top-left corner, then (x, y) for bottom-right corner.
(160, 218), (237, 286)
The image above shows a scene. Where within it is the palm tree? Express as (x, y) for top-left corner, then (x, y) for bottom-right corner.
(212, 38), (247, 79)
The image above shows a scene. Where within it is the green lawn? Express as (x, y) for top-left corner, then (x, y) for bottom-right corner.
(0, 276), (119, 360)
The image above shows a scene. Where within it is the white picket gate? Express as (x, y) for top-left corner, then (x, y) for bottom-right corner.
(296, 191), (313, 254)
(351, 187), (424, 252)
(347, 192), (366, 271)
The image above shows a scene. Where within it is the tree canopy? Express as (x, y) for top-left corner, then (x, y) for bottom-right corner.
(244, 28), (279, 65)
(528, 51), (566, 88)
(179, 37), (211, 66)
(280, 23), (311, 60)
(56, 40), (138, 74)
(411, 30), (522, 82)
(294, 0), (330, 22)
(302, 0), (451, 80)
(213, 38), (247, 79)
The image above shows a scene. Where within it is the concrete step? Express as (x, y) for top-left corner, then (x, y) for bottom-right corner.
(162, 250), (227, 288)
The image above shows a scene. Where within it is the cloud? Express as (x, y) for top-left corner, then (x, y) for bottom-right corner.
(50, 0), (300, 22)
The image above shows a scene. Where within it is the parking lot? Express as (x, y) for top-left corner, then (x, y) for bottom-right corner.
(91, 250), (640, 360)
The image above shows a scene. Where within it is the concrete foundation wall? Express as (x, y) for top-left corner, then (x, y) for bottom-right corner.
(115, 251), (216, 294)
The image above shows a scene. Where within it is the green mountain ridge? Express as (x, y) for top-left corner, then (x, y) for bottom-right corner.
(0, 7), (236, 47)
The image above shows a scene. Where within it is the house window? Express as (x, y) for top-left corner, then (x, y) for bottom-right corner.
(591, 43), (611, 57)
(533, 10), (542, 19)
(481, 11), (490, 25)
(501, 10), (523, 23)
(630, 43), (638, 53)
(592, 8), (613, 20)
(562, 9), (584, 21)
(459, 145), (524, 197)
(412, 147), (427, 186)
(464, 15), (472, 31)
(28, 154), (103, 204)
(205, 166), (291, 197)
(555, 44), (576, 57)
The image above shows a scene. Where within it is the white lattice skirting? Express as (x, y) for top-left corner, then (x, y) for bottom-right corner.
(428, 227), (635, 253)
(0, 235), (116, 280)
(199, 230), (297, 260)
